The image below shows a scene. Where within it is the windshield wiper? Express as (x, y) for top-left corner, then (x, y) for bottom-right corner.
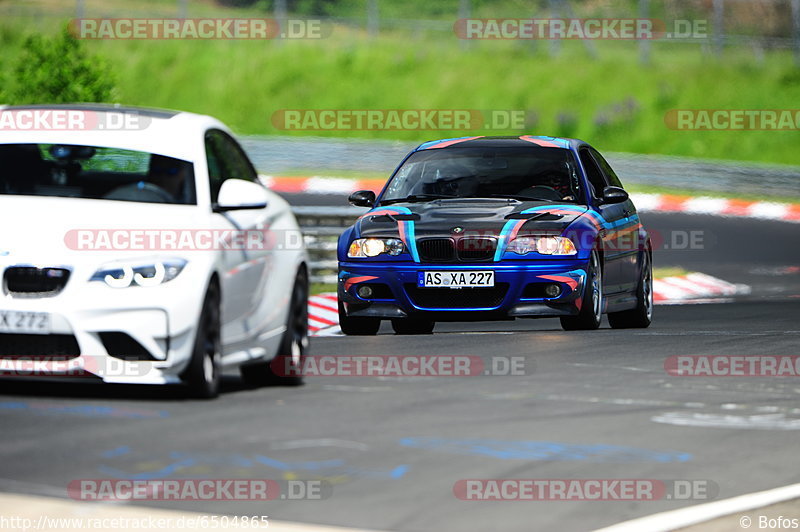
(477, 194), (550, 202)
(381, 194), (459, 204)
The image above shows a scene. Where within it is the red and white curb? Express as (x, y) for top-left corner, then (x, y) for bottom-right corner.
(653, 272), (751, 304)
(262, 175), (800, 224)
(308, 273), (750, 335)
(630, 193), (800, 222)
(308, 293), (342, 336)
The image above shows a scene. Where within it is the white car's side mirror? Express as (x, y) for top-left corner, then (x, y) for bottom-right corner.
(213, 178), (269, 212)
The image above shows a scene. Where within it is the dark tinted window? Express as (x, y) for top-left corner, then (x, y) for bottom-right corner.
(589, 148), (623, 188)
(0, 143), (196, 205)
(382, 147), (584, 204)
(578, 148), (607, 198)
(205, 129), (257, 202)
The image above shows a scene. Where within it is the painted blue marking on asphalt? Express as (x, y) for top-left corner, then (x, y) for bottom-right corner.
(99, 458), (197, 480)
(253, 454), (290, 471)
(168, 452), (254, 468)
(0, 401), (168, 419)
(102, 446), (131, 458)
(254, 455), (345, 471)
(97, 448), (407, 481)
(390, 465), (409, 478)
(398, 438), (691, 463)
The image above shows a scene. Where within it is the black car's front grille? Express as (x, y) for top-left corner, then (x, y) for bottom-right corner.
(0, 333), (81, 358)
(3, 266), (70, 297)
(417, 238), (455, 262)
(457, 238), (497, 261)
(417, 238), (497, 262)
(405, 283), (509, 309)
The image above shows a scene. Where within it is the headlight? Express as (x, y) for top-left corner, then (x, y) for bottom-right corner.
(507, 236), (577, 256)
(348, 238), (405, 258)
(90, 258), (187, 288)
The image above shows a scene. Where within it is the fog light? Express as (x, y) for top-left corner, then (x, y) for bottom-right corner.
(544, 284), (561, 298)
(357, 285), (374, 298)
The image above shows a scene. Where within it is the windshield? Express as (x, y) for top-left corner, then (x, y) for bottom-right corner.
(381, 146), (583, 204)
(0, 143), (196, 205)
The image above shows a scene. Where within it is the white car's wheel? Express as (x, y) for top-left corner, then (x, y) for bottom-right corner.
(241, 268), (309, 387)
(184, 283), (221, 399)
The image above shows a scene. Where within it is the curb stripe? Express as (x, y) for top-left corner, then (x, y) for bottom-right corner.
(262, 176), (800, 224)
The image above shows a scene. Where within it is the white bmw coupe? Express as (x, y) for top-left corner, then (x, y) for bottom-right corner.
(0, 104), (309, 398)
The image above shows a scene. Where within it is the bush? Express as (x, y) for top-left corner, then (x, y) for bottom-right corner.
(3, 24), (116, 105)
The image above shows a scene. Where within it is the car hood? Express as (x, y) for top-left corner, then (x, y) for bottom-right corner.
(357, 199), (588, 239)
(0, 195), (215, 265)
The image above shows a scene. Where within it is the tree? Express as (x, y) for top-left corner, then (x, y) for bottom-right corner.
(4, 24), (116, 104)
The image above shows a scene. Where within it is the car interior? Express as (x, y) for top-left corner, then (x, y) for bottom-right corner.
(0, 143), (196, 205)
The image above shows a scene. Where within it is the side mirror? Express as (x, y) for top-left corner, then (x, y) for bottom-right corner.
(349, 189), (376, 207)
(213, 178), (269, 212)
(601, 186), (629, 204)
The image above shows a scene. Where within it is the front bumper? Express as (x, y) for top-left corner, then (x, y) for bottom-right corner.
(0, 282), (202, 385)
(338, 260), (588, 321)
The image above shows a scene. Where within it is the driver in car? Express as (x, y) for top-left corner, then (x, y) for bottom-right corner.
(518, 173), (576, 202)
(104, 154), (191, 203)
(147, 154), (190, 201)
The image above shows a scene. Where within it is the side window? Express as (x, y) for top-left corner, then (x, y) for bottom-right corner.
(205, 129), (258, 203)
(578, 148), (607, 198)
(590, 148), (623, 188)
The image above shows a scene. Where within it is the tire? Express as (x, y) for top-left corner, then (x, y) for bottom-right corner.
(241, 268), (309, 387)
(608, 251), (653, 329)
(338, 300), (380, 336)
(560, 249), (603, 331)
(184, 282), (222, 399)
(391, 318), (435, 335)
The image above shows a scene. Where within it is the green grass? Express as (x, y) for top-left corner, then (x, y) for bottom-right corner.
(652, 267), (689, 279)
(311, 282), (337, 295)
(2, 3), (800, 166)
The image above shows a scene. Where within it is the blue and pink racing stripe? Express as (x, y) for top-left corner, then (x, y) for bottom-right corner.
(494, 204), (595, 261)
(418, 136), (484, 150)
(358, 206), (420, 262)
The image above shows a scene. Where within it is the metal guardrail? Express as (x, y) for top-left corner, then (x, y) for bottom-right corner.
(293, 206), (364, 284)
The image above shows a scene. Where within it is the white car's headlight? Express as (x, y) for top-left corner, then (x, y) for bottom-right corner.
(348, 238), (405, 258)
(90, 258), (188, 288)
(507, 236), (577, 256)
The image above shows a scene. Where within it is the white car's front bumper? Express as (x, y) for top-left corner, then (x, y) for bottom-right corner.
(0, 267), (206, 385)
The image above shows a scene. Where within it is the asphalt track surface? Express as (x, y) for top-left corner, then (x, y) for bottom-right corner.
(1, 193), (799, 532)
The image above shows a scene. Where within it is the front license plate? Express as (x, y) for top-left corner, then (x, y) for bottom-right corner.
(0, 311), (51, 335)
(418, 271), (495, 288)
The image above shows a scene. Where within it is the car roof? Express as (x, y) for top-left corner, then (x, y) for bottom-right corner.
(416, 135), (583, 151)
(0, 104), (229, 161)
